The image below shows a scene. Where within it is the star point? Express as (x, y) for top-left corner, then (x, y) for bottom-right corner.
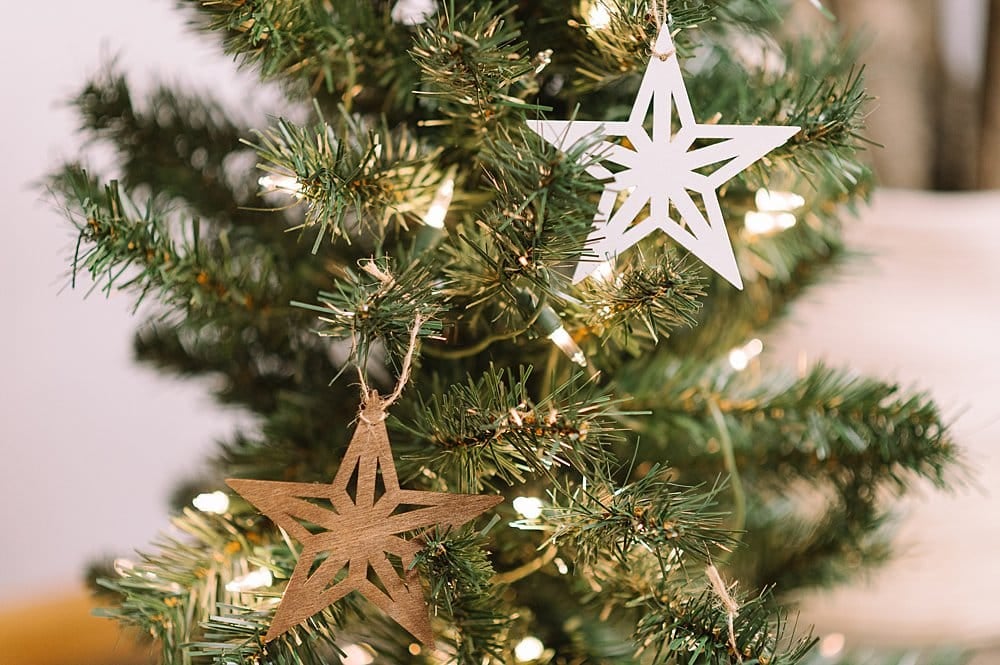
(226, 402), (502, 644)
(527, 24), (800, 289)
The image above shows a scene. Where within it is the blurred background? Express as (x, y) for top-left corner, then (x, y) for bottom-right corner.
(0, 1), (997, 664)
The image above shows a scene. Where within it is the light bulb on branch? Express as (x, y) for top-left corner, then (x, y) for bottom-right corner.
(745, 188), (804, 236)
(413, 176), (455, 252)
(258, 173), (305, 199)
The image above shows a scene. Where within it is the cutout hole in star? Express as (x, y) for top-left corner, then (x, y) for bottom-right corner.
(366, 563), (391, 598)
(344, 459), (360, 502)
(627, 200), (653, 231)
(297, 495), (340, 513)
(320, 560), (350, 592)
(293, 515), (331, 536)
(373, 460), (388, 504)
(384, 551), (407, 579)
(388, 503), (430, 518)
(305, 551), (330, 579)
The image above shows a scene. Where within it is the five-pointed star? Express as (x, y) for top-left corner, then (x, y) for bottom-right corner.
(227, 398), (502, 644)
(527, 24), (800, 289)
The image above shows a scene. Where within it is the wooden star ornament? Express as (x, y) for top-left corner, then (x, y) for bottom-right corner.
(527, 24), (800, 289)
(227, 395), (502, 644)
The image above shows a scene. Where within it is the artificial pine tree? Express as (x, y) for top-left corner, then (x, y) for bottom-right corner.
(50, 1), (960, 664)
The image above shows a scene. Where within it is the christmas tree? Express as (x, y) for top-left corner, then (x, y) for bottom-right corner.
(49, 1), (960, 663)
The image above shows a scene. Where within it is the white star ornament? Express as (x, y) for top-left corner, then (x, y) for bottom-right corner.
(527, 25), (800, 289)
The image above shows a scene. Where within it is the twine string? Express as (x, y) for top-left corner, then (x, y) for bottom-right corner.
(358, 312), (427, 423)
(706, 563), (743, 663)
(649, 0), (675, 61)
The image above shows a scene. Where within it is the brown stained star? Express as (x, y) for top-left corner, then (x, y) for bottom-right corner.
(227, 397), (503, 644)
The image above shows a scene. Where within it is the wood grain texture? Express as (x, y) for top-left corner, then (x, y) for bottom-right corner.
(227, 396), (503, 644)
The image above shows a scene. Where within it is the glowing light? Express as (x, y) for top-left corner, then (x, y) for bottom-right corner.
(553, 557), (569, 574)
(514, 636), (546, 662)
(113, 558), (135, 576)
(819, 633), (846, 658)
(341, 644), (375, 665)
(744, 210), (796, 235)
(226, 567), (273, 593)
(728, 338), (763, 371)
(512, 496), (544, 520)
(423, 178), (454, 229)
(390, 0), (436, 25)
(192, 491), (230, 514)
(259, 174), (304, 198)
(587, 1), (612, 29)
(755, 188), (805, 212)
(548, 326), (587, 367)
(407, 644), (422, 656)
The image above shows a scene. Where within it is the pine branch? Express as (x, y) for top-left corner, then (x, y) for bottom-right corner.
(634, 584), (816, 665)
(410, 2), (543, 139)
(51, 168), (278, 314)
(396, 366), (624, 491)
(245, 111), (447, 251)
(540, 465), (737, 570)
(414, 526), (512, 665)
(182, 0), (421, 113)
(70, 68), (264, 224)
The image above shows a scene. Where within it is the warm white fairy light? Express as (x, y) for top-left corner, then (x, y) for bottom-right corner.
(728, 338), (763, 371)
(192, 490), (230, 514)
(514, 636), (546, 662)
(553, 557), (569, 574)
(390, 0), (436, 25)
(819, 633), (846, 658)
(586, 1), (613, 29)
(226, 567), (273, 593)
(754, 188), (805, 212)
(512, 496), (544, 520)
(423, 178), (454, 229)
(744, 210), (797, 235)
(340, 644), (375, 665)
(113, 558), (135, 576)
(259, 173), (305, 198)
(548, 326), (587, 367)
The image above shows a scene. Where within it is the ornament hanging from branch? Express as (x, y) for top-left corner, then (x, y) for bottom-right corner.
(527, 24), (800, 289)
(227, 317), (502, 644)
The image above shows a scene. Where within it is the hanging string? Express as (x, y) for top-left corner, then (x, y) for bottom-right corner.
(706, 563), (743, 662)
(358, 311), (427, 422)
(648, 0), (675, 61)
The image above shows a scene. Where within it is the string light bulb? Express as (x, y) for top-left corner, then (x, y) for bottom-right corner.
(423, 177), (454, 229)
(586, 1), (613, 29)
(521, 289), (588, 367)
(340, 644), (375, 665)
(744, 210), (796, 235)
(258, 173), (305, 199)
(754, 188), (805, 212)
(728, 338), (763, 371)
(192, 490), (230, 514)
(514, 636), (546, 662)
(390, 0), (436, 25)
(745, 188), (803, 236)
(226, 567), (273, 593)
(512, 496), (544, 520)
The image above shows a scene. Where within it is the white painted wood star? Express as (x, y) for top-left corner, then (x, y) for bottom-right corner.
(527, 24), (800, 289)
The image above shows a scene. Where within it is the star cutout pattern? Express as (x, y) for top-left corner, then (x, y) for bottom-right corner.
(527, 24), (800, 289)
(227, 397), (502, 644)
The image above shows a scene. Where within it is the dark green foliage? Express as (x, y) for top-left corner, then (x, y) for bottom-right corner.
(48, 1), (961, 664)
